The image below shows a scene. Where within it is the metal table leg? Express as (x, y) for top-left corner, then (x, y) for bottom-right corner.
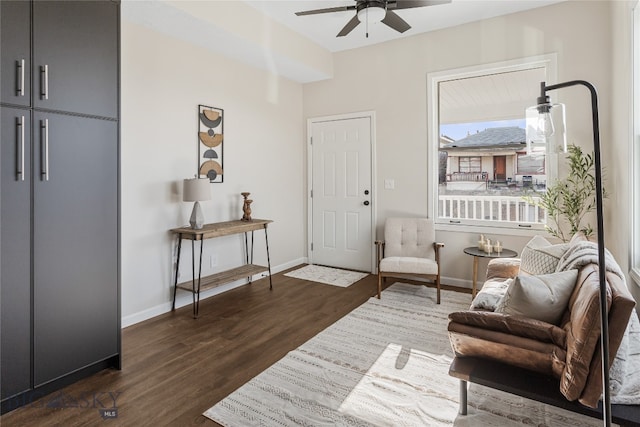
(244, 232), (249, 265)
(195, 238), (204, 318)
(191, 238), (204, 318)
(172, 235), (183, 311)
(249, 231), (255, 283)
(244, 231), (252, 284)
(265, 225), (272, 290)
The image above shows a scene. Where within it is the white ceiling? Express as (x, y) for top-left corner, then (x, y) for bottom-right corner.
(244, 0), (565, 53)
(122, 0), (565, 84)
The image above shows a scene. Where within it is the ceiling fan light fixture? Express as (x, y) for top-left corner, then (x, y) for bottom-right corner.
(357, 4), (386, 24)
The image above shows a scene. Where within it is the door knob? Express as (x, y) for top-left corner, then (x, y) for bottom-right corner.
(364, 201), (370, 206)
(364, 190), (369, 195)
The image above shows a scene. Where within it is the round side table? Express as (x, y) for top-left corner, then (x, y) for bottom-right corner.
(463, 246), (518, 298)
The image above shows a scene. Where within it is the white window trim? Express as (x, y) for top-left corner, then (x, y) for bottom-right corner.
(630, 0), (640, 286)
(426, 54), (558, 234)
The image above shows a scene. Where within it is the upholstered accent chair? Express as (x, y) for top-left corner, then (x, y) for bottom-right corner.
(375, 218), (444, 303)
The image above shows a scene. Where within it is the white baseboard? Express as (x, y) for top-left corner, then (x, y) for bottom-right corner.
(442, 275), (472, 290)
(121, 257), (308, 328)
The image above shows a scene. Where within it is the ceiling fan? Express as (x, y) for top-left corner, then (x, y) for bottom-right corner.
(295, 0), (451, 38)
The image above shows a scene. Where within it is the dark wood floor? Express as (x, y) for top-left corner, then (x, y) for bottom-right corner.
(2, 266), (425, 426)
(2, 267), (467, 426)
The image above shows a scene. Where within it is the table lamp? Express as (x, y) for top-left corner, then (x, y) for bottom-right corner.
(183, 177), (211, 229)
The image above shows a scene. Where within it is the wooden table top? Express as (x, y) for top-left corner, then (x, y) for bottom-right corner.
(171, 219), (272, 240)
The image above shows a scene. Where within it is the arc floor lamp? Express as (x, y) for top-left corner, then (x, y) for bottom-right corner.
(526, 80), (611, 426)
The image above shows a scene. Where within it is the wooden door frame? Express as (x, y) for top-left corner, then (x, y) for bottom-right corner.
(306, 111), (377, 273)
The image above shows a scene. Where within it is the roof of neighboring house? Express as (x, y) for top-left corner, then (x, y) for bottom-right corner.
(440, 134), (455, 146)
(441, 126), (527, 151)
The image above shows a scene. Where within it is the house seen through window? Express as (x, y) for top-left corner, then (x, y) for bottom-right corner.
(431, 62), (551, 229)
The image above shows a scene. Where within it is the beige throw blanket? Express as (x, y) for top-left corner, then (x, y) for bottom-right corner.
(557, 241), (640, 404)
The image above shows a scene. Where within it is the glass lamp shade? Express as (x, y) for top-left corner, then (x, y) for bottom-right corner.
(357, 5), (386, 23)
(525, 102), (567, 154)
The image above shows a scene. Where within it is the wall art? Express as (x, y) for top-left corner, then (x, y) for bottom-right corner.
(198, 104), (224, 183)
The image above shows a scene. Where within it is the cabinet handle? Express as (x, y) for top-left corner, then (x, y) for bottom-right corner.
(16, 116), (25, 181)
(16, 59), (25, 97)
(40, 119), (49, 181)
(40, 65), (49, 100)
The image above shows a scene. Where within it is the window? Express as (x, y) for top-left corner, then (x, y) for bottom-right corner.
(631, 1), (640, 285)
(517, 151), (545, 175)
(427, 55), (558, 231)
(459, 156), (481, 173)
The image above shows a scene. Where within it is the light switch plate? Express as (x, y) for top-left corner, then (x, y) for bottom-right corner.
(384, 179), (395, 190)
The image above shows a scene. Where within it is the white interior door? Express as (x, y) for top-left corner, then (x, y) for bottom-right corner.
(309, 114), (373, 272)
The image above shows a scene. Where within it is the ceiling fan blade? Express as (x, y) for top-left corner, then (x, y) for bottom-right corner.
(381, 10), (411, 33)
(387, 0), (451, 10)
(295, 5), (356, 16)
(337, 14), (361, 37)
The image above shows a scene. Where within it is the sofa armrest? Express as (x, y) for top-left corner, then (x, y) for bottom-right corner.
(486, 258), (520, 280)
(576, 267), (636, 407)
(449, 311), (566, 348)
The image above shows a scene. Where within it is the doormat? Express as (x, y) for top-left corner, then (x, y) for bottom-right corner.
(284, 265), (368, 288)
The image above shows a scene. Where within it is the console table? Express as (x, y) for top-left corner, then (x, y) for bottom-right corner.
(171, 219), (273, 318)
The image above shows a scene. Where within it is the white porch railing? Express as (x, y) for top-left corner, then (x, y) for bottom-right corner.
(439, 195), (546, 224)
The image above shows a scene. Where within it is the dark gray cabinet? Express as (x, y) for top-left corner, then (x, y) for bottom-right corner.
(0, 0), (119, 414)
(1, 107), (32, 399)
(0, 1), (31, 106)
(33, 1), (118, 118)
(1, 1), (118, 118)
(33, 112), (119, 386)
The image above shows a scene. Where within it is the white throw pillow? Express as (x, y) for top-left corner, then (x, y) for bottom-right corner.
(495, 269), (578, 325)
(519, 235), (569, 276)
(470, 278), (512, 311)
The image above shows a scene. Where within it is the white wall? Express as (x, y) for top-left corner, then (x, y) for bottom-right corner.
(120, 21), (306, 325)
(610, 0), (638, 301)
(303, 1), (631, 289)
(119, 0), (637, 324)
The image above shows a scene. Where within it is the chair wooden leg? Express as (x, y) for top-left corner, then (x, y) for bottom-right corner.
(377, 274), (382, 299)
(436, 276), (441, 304)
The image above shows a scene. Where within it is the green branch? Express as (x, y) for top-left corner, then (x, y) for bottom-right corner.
(523, 144), (605, 242)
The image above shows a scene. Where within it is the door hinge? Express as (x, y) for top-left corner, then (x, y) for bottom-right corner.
(311, 243), (313, 251)
(310, 136), (313, 145)
(310, 189), (313, 198)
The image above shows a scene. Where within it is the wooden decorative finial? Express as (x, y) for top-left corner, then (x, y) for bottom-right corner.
(241, 192), (252, 221)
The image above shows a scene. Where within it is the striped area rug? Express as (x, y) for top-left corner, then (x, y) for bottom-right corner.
(204, 283), (602, 426)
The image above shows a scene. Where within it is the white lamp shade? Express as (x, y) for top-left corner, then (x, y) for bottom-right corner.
(357, 5), (386, 23)
(183, 178), (211, 202)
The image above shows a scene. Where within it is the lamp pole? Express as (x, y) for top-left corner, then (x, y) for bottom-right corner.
(538, 80), (610, 426)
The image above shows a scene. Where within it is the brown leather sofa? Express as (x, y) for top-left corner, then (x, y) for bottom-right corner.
(448, 256), (636, 407)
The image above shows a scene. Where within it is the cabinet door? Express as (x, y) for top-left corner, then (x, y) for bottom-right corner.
(33, 1), (118, 118)
(0, 1), (31, 106)
(33, 112), (118, 386)
(1, 107), (32, 399)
